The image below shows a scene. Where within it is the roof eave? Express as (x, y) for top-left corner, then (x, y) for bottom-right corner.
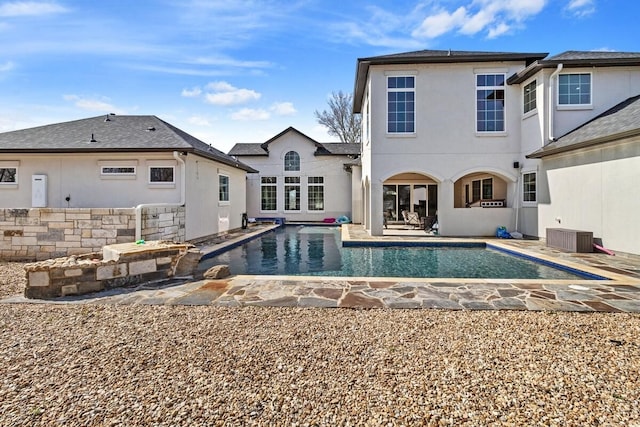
(527, 128), (640, 159)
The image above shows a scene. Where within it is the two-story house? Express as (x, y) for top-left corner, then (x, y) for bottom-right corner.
(353, 49), (640, 255)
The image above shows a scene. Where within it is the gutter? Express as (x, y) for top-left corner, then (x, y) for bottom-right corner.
(135, 151), (186, 241)
(548, 63), (563, 142)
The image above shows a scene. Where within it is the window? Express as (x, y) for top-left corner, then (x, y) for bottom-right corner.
(219, 175), (229, 202)
(284, 176), (300, 211)
(523, 172), (536, 202)
(261, 177), (277, 211)
(149, 166), (174, 183)
(284, 151), (300, 172)
(476, 74), (505, 132)
(472, 178), (493, 201)
(523, 80), (537, 114)
(387, 76), (415, 133)
(0, 167), (17, 184)
(308, 177), (324, 211)
(482, 178), (493, 199)
(558, 73), (591, 106)
(101, 166), (136, 176)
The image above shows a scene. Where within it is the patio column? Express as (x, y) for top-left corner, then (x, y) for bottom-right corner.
(370, 181), (384, 236)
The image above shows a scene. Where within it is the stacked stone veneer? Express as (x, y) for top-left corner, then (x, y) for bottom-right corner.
(24, 240), (201, 299)
(0, 207), (185, 261)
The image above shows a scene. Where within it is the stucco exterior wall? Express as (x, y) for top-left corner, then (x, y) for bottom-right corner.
(241, 132), (354, 222)
(183, 155), (247, 240)
(0, 153), (182, 208)
(537, 138), (640, 255)
(363, 61), (524, 235)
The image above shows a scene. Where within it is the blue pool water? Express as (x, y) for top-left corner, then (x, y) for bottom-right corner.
(199, 226), (594, 280)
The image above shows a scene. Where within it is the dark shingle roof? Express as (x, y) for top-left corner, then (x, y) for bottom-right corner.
(354, 49), (548, 111)
(527, 95), (640, 158)
(508, 50), (640, 84)
(0, 115), (257, 172)
(228, 127), (361, 158)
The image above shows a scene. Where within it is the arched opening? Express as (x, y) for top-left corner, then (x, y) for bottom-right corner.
(383, 172), (438, 224)
(453, 172), (509, 208)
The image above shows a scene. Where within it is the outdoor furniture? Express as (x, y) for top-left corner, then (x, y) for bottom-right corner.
(402, 210), (420, 228)
(422, 215), (437, 232)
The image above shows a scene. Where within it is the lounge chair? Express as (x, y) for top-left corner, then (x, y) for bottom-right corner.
(402, 210), (420, 229)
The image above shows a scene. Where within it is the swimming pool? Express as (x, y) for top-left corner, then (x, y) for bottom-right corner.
(199, 226), (597, 280)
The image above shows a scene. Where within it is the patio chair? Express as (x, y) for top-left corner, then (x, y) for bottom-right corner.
(423, 215), (437, 232)
(402, 210), (420, 229)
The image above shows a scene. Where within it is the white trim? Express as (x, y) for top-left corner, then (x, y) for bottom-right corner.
(148, 165), (175, 184)
(218, 173), (230, 203)
(556, 71), (593, 108)
(475, 72), (506, 133)
(386, 74), (416, 135)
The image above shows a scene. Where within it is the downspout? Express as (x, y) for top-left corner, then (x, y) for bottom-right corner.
(135, 151), (186, 241)
(548, 63), (563, 142)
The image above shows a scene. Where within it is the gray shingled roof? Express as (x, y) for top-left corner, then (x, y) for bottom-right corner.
(0, 115), (257, 172)
(354, 49), (548, 112)
(508, 50), (640, 84)
(228, 126), (361, 157)
(527, 95), (640, 158)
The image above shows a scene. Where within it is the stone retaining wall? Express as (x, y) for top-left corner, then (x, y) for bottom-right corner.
(23, 241), (201, 299)
(0, 207), (186, 261)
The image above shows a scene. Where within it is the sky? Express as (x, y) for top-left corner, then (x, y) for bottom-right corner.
(0, 0), (638, 153)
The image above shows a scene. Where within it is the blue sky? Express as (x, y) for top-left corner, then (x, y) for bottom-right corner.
(0, 0), (637, 153)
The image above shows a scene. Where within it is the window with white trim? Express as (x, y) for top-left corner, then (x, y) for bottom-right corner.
(261, 177), (277, 211)
(284, 151), (300, 172)
(284, 176), (300, 211)
(307, 176), (324, 211)
(149, 166), (174, 183)
(387, 76), (415, 133)
(101, 166), (136, 176)
(472, 178), (493, 202)
(0, 167), (17, 184)
(558, 73), (591, 106)
(523, 80), (537, 114)
(523, 172), (536, 203)
(476, 74), (505, 132)
(219, 175), (229, 202)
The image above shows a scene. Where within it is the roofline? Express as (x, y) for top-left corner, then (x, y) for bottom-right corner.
(354, 51), (547, 112)
(1, 146), (258, 172)
(508, 56), (640, 84)
(259, 126), (321, 151)
(526, 128), (640, 159)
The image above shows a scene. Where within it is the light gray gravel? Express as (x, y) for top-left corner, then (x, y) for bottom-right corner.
(1, 262), (640, 426)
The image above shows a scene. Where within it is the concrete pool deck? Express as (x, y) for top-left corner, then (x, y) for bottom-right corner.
(3, 223), (640, 312)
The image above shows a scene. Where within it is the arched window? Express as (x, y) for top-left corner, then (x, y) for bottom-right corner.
(284, 151), (300, 171)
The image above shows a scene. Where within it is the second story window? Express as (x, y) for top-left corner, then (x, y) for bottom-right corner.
(476, 74), (505, 132)
(523, 80), (537, 114)
(284, 151), (300, 171)
(387, 76), (415, 134)
(558, 73), (591, 106)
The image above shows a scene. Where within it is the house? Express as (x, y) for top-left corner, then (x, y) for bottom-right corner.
(0, 114), (256, 259)
(228, 127), (361, 223)
(353, 49), (640, 255)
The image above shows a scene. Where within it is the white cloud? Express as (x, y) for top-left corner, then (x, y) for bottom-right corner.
(0, 1), (68, 17)
(487, 22), (511, 38)
(565, 0), (595, 17)
(192, 56), (272, 69)
(270, 102), (296, 116)
(413, 7), (468, 38)
(63, 94), (126, 114)
(181, 87), (202, 98)
(231, 108), (270, 121)
(413, 0), (547, 39)
(204, 81), (261, 106)
(0, 61), (14, 72)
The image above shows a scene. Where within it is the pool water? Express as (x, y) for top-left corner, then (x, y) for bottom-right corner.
(199, 226), (591, 280)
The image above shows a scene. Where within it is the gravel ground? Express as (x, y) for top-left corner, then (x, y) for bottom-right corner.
(1, 263), (640, 426)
